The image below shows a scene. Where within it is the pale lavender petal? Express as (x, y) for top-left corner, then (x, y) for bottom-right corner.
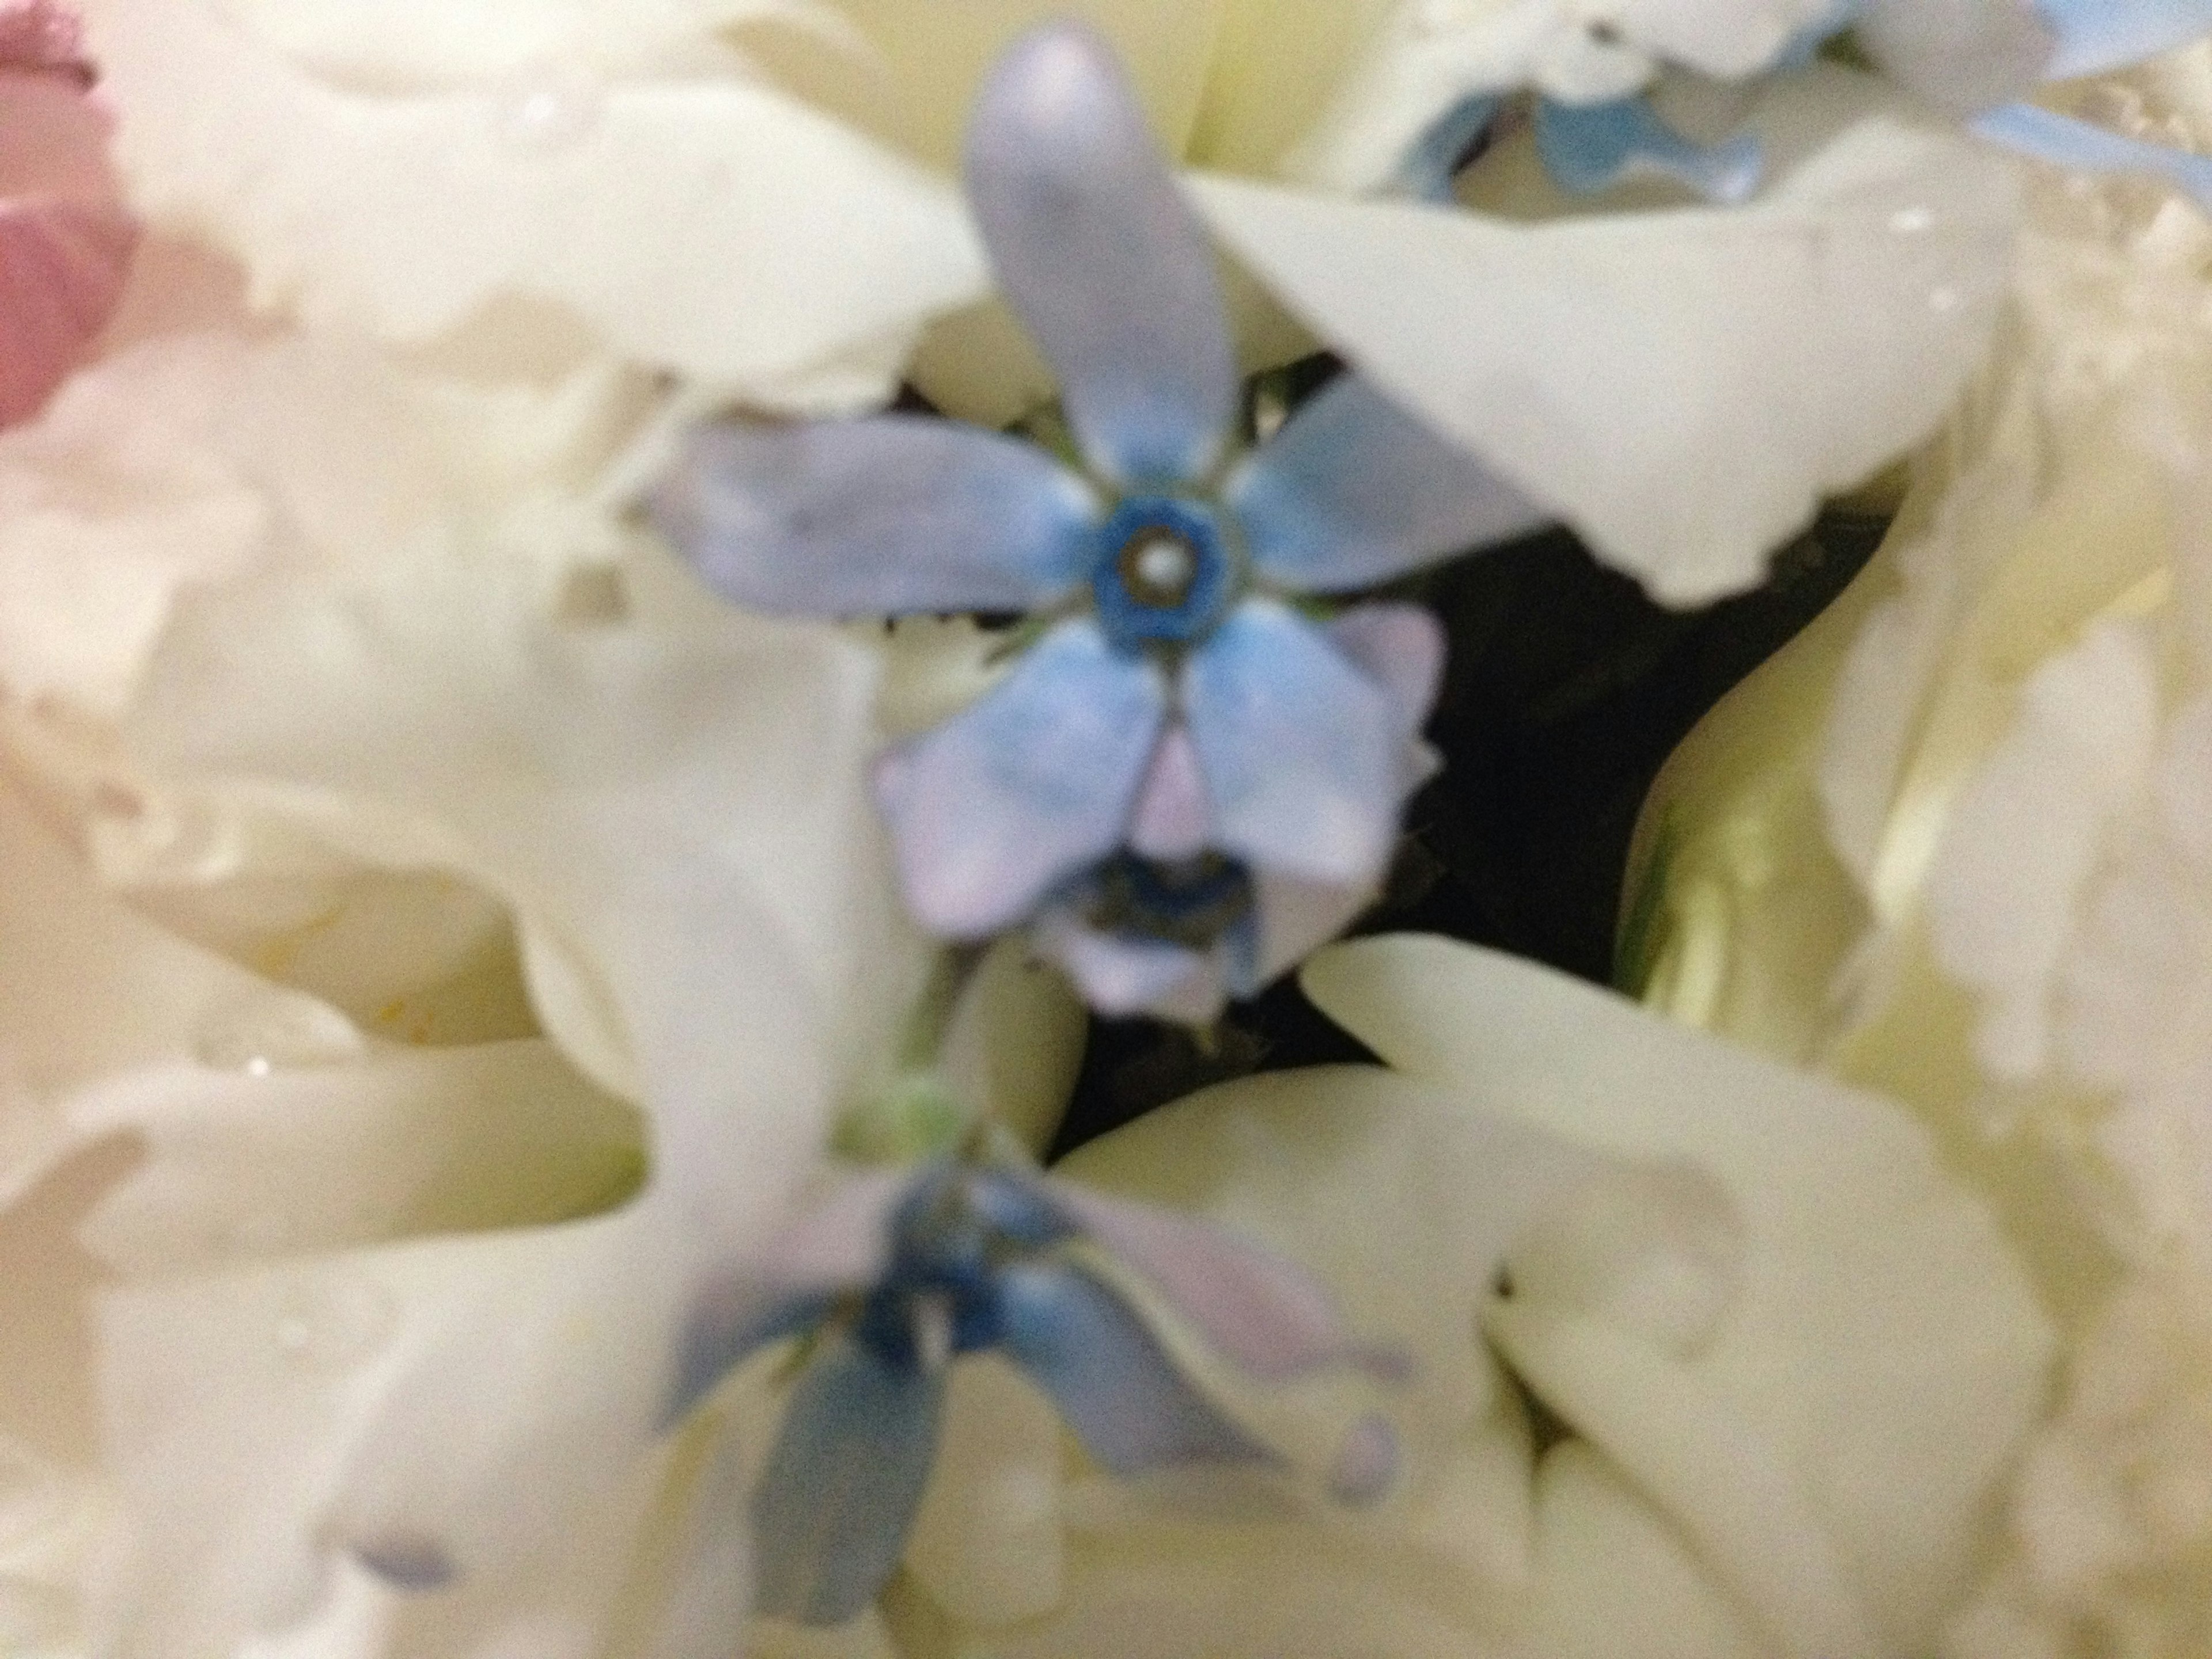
(1181, 601), (1404, 886)
(1974, 102), (2212, 212)
(876, 620), (1166, 937)
(2035, 0), (2212, 78)
(1127, 724), (1211, 861)
(1251, 872), (1374, 984)
(1330, 1414), (1401, 1508)
(1855, 0), (2055, 110)
(1228, 375), (1549, 593)
(1324, 604), (1446, 744)
(1047, 1185), (1401, 1385)
(653, 415), (1099, 618)
(751, 1336), (947, 1627)
(1033, 903), (1218, 1019)
(965, 23), (1236, 485)
(997, 1261), (1270, 1475)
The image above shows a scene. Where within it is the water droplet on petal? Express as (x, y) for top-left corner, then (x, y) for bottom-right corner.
(194, 996), (363, 1074)
(272, 1279), (397, 1373)
(493, 62), (607, 153)
(1929, 285), (1963, 313)
(1889, 206), (1936, 235)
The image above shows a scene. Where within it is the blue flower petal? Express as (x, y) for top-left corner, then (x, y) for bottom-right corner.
(1034, 900), (1219, 1018)
(666, 1286), (838, 1429)
(652, 415), (1097, 618)
(876, 620), (1166, 937)
(1395, 92), (1502, 202)
(1534, 96), (1764, 204)
(666, 1171), (915, 1425)
(1181, 601), (1407, 887)
(1229, 375), (1549, 593)
(1974, 101), (2212, 212)
(2034, 0), (2212, 78)
(964, 24), (1237, 485)
(750, 1335), (948, 1627)
(997, 1260), (1271, 1476)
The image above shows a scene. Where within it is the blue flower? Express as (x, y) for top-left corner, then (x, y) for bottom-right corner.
(1399, 0), (2212, 211)
(672, 1157), (1403, 1627)
(654, 23), (1547, 1018)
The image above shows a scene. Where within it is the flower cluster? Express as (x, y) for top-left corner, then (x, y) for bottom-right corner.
(6, 2), (2212, 1658)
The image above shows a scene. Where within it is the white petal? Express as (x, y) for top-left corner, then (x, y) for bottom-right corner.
(1198, 65), (2021, 604)
(1926, 619), (2160, 1080)
(78, 0), (988, 403)
(1303, 935), (2057, 1650)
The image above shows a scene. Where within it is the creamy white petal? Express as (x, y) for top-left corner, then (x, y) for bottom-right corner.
(1199, 66), (2021, 604)
(1303, 935), (2056, 1650)
(77, 0), (988, 402)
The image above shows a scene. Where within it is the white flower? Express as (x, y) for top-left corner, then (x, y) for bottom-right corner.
(1627, 75), (2212, 1652)
(801, 937), (2051, 1657)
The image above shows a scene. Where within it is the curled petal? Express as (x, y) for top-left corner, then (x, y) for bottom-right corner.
(2031, 0), (2212, 79)
(1533, 97), (1764, 203)
(0, 199), (135, 425)
(964, 23), (1236, 484)
(751, 1335), (948, 1627)
(875, 620), (1166, 938)
(1972, 102), (2212, 213)
(1047, 1184), (1401, 1385)
(653, 416), (1097, 618)
(1854, 0), (2055, 111)
(1182, 601), (1405, 886)
(1230, 374), (1549, 593)
(997, 1261), (1270, 1476)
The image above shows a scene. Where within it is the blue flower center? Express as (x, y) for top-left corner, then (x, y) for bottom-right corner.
(1090, 495), (1237, 652)
(1085, 851), (1254, 951)
(857, 1165), (1071, 1370)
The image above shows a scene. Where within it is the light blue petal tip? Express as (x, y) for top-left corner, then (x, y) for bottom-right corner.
(998, 1262), (1271, 1476)
(2036, 0), (2212, 79)
(751, 1338), (947, 1627)
(965, 23), (1237, 485)
(1535, 96), (1765, 204)
(1975, 101), (2212, 212)
(1395, 93), (1502, 202)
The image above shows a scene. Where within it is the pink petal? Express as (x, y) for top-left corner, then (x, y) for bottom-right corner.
(1127, 723), (1213, 861)
(1049, 1182), (1404, 1384)
(0, 2), (86, 80)
(0, 197), (134, 424)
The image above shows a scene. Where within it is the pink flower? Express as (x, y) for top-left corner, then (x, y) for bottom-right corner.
(0, 0), (134, 425)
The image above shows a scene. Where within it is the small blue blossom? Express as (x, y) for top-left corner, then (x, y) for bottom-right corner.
(1398, 0), (2212, 211)
(654, 22), (1547, 1018)
(672, 1157), (1403, 1627)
